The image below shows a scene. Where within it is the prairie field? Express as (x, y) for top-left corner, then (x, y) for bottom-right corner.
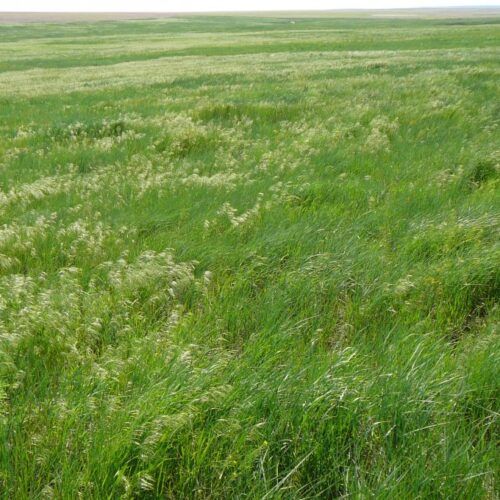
(0, 12), (499, 498)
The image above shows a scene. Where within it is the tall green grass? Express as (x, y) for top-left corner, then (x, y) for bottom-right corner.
(0, 13), (498, 498)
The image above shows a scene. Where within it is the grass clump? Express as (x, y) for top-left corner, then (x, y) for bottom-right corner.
(464, 154), (499, 188)
(48, 119), (127, 142)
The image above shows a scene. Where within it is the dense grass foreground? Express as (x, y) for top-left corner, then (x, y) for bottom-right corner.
(0, 13), (499, 498)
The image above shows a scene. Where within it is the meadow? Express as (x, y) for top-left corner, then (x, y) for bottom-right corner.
(0, 12), (499, 498)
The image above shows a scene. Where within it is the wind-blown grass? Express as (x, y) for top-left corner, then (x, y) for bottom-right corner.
(0, 13), (498, 498)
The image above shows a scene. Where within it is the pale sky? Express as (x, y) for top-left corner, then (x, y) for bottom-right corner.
(3, 0), (500, 12)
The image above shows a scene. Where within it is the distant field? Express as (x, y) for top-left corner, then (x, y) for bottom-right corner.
(0, 12), (179, 23)
(0, 13), (498, 498)
(1, 8), (500, 23)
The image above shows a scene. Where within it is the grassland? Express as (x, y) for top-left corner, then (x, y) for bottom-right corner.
(0, 12), (499, 498)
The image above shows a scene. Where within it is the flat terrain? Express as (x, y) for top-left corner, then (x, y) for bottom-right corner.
(1, 8), (500, 23)
(0, 12), (178, 23)
(0, 13), (499, 498)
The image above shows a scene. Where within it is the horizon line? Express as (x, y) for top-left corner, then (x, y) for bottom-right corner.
(0, 2), (500, 14)
(3, 5), (500, 14)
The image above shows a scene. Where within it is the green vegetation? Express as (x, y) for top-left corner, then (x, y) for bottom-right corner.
(0, 13), (498, 498)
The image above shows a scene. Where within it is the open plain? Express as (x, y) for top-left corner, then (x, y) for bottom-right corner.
(0, 11), (499, 498)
